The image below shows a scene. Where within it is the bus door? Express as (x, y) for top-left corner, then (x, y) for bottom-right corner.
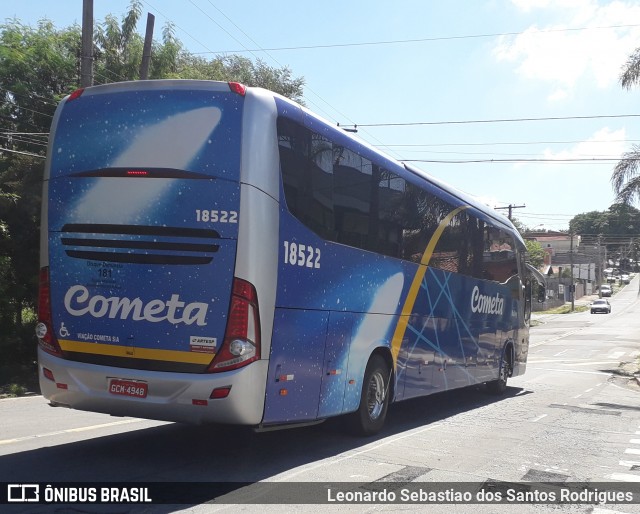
(318, 312), (352, 418)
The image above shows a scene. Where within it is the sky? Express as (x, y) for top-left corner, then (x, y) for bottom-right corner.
(6, 0), (640, 230)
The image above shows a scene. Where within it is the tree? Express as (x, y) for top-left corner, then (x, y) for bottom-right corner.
(525, 239), (545, 269)
(569, 203), (640, 238)
(612, 47), (640, 204)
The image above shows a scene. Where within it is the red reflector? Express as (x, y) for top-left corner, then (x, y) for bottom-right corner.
(56, 383), (68, 390)
(67, 88), (85, 102)
(228, 82), (246, 96)
(126, 170), (149, 176)
(37, 267), (63, 357)
(279, 389), (288, 396)
(43, 368), (55, 382)
(210, 387), (231, 399)
(192, 399), (208, 406)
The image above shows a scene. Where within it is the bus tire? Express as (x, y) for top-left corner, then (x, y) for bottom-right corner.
(347, 354), (390, 436)
(486, 346), (511, 395)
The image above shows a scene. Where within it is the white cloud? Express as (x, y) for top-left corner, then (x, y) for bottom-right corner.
(493, 1), (640, 100)
(510, 0), (590, 13)
(542, 126), (627, 160)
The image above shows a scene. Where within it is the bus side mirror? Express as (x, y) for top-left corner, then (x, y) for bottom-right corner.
(537, 287), (546, 303)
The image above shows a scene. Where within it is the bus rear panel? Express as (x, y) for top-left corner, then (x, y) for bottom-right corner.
(38, 81), (271, 424)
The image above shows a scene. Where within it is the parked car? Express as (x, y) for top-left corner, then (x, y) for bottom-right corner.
(591, 299), (611, 314)
(621, 274), (630, 284)
(600, 284), (612, 297)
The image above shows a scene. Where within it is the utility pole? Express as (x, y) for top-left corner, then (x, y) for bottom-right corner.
(81, 0), (93, 87)
(139, 13), (155, 80)
(495, 204), (526, 220)
(570, 230), (575, 311)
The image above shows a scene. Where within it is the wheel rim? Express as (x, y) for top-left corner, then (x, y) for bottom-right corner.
(366, 370), (385, 421)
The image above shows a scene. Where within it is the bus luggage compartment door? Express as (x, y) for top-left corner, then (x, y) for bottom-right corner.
(263, 308), (328, 424)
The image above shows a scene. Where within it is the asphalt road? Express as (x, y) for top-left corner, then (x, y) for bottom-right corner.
(2, 279), (640, 513)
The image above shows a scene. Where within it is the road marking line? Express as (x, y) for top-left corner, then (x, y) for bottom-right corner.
(607, 351), (626, 359)
(630, 439), (640, 445)
(530, 414), (547, 422)
(608, 473), (640, 482)
(528, 367), (611, 376)
(0, 419), (144, 445)
(554, 349), (569, 357)
(625, 448), (640, 455)
(585, 388), (593, 392)
(567, 361), (619, 367)
(620, 460), (640, 467)
(527, 360), (618, 367)
(573, 394), (582, 398)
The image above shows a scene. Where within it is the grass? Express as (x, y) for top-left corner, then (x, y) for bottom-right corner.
(0, 383), (27, 398)
(541, 304), (590, 315)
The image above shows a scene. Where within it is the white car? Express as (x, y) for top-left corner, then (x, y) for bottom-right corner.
(591, 299), (611, 314)
(599, 284), (612, 297)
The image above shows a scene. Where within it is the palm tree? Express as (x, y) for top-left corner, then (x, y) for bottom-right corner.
(611, 48), (640, 205)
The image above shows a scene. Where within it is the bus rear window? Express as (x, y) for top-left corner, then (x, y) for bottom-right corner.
(51, 88), (243, 180)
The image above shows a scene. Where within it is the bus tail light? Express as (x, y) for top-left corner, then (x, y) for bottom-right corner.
(207, 278), (260, 373)
(67, 88), (85, 102)
(228, 82), (246, 96)
(36, 267), (63, 357)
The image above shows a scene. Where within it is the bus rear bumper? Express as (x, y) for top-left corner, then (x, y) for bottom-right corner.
(37, 347), (268, 426)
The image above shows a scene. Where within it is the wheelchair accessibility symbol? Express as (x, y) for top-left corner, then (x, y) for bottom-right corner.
(59, 323), (70, 338)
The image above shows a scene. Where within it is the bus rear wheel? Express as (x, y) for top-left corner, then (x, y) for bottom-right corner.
(348, 355), (390, 436)
(487, 347), (511, 395)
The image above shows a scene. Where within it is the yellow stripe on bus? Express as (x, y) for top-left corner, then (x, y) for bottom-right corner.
(390, 206), (468, 365)
(58, 339), (215, 365)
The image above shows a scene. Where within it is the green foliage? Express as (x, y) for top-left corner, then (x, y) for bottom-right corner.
(7, 383), (26, 397)
(570, 203), (640, 237)
(614, 46), (640, 204)
(541, 304), (589, 315)
(525, 239), (545, 269)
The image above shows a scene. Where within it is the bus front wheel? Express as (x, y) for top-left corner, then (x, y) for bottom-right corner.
(348, 354), (390, 436)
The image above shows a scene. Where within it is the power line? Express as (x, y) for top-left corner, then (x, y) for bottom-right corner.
(0, 147), (45, 158)
(192, 23), (640, 54)
(185, 0), (402, 159)
(380, 139), (640, 148)
(403, 157), (632, 164)
(0, 134), (47, 147)
(354, 113), (640, 128)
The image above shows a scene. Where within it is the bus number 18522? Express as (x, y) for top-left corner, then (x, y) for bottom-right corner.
(283, 241), (321, 269)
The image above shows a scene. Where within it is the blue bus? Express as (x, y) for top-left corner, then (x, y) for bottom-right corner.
(37, 80), (536, 435)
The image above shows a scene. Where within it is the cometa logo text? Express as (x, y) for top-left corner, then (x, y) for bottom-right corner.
(470, 286), (504, 315)
(64, 285), (209, 326)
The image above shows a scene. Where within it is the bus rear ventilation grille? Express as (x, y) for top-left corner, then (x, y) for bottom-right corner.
(60, 224), (220, 265)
